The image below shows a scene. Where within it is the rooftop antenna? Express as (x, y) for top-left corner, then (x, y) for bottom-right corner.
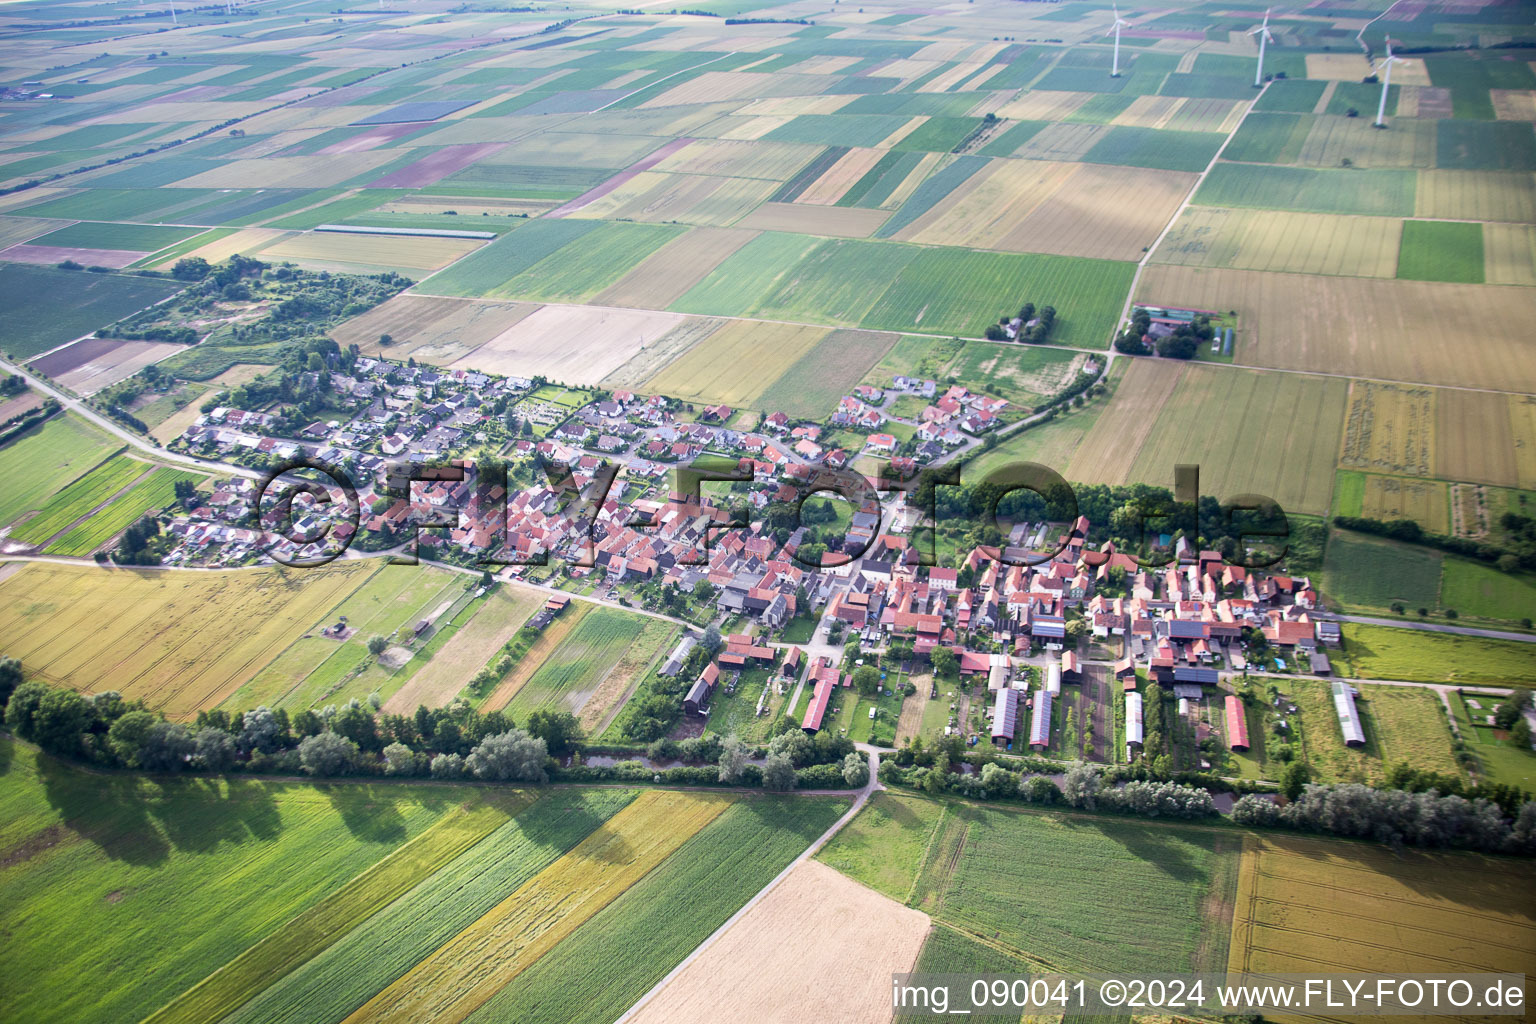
(1250, 8), (1274, 88)
(1375, 38), (1404, 127)
(1107, 4), (1130, 77)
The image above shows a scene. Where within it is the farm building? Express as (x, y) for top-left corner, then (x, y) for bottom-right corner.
(1061, 650), (1080, 684)
(987, 654), (1012, 691)
(1225, 695), (1250, 752)
(802, 659), (837, 733)
(659, 635), (697, 677)
(1045, 663), (1062, 694)
(1332, 681), (1366, 747)
(1029, 689), (1053, 749)
(1173, 666), (1219, 686)
(684, 663), (719, 716)
(1125, 691), (1144, 755)
(991, 688), (1019, 745)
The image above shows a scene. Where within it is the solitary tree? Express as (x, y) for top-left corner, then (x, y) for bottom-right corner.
(841, 750), (869, 787)
(717, 735), (751, 783)
(466, 729), (548, 782)
(298, 732), (359, 776)
(851, 664), (881, 696)
(367, 635), (388, 656)
(762, 751), (796, 791)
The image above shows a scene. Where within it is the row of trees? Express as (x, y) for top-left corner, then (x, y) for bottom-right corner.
(1232, 783), (1536, 855)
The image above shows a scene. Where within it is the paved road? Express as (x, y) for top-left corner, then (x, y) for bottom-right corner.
(1314, 611), (1535, 644)
(614, 745), (885, 1024)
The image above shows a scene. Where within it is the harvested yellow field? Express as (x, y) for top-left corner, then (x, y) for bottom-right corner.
(796, 146), (888, 205)
(643, 71), (838, 109)
(651, 137), (823, 180)
(483, 601), (591, 711)
(565, 171), (779, 226)
(258, 231), (484, 274)
(1415, 169), (1536, 222)
(737, 93), (856, 116)
(1111, 94), (1186, 129)
(905, 158), (1192, 260)
(595, 226), (759, 308)
(381, 584), (544, 714)
(1168, 97), (1248, 133)
(1490, 89), (1536, 121)
(628, 859), (930, 1024)
(1483, 222), (1536, 286)
(880, 150), (944, 209)
(346, 791), (732, 1024)
(920, 61), (988, 93)
(732, 202), (890, 238)
(451, 303), (685, 384)
(0, 560), (374, 718)
(1229, 834), (1536, 1023)
(331, 294), (539, 363)
(1015, 121), (1111, 162)
(148, 227), (289, 269)
(1308, 51), (1430, 85)
(875, 114), (927, 148)
(599, 317), (723, 392)
(646, 319), (830, 406)
(1155, 207), (1402, 277)
(709, 114), (795, 140)
(1434, 390), (1536, 490)
(992, 90), (1092, 121)
(1338, 381), (1435, 477)
(1361, 474), (1450, 533)
(1136, 265), (1536, 392)
(1057, 357), (1185, 486)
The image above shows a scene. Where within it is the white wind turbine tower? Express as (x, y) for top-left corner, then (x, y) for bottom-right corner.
(1107, 5), (1130, 77)
(1250, 8), (1275, 87)
(1375, 38), (1405, 127)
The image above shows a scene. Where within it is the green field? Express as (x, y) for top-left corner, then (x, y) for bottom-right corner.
(940, 340), (1082, 408)
(891, 116), (984, 153)
(1221, 111), (1313, 164)
(0, 740), (489, 1024)
(1194, 163), (1417, 216)
(1281, 677), (1459, 784)
(1339, 623), (1536, 684)
(47, 466), (203, 556)
(209, 789), (636, 1024)
(875, 154), (989, 236)
(1082, 125), (1226, 172)
(1436, 119), (1536, 171)
(463, 796), (849, 1024)
(414, 218), (595, 297)
(27, 220), (206, 252)
(1323, 531), (1442, 611)
(0, 415), (122, 528)
(0, 265), (184, 360)
(495, 221), (685, 303)
(5, 453), (146, 545)
(501, 606), (652, 722)
(1440, 557), (1536, 623)
(756, 329), (898, 418)
(1253, 79), (1328, 113)
(1397, 219), (1484, 283)
(818, 792), (1238, 973)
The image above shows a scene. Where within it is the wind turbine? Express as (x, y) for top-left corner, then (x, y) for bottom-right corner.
(1375, 38), (1405, 127)
(1250, 8), (1274, 88)
(1107, 4), (1130, 78)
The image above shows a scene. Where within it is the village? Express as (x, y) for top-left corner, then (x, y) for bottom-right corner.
(125, 340), (1371, 776)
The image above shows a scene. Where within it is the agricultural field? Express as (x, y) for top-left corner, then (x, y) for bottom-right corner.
(500, 607), (660, 723)
(46, 466), (204, 557)
(1338, 623), (1536, 685)
(627, 859), (926, 1024)
(381, 583), (545, 714)
(1327, 534), (1443, 614)
(1228, 834), (1536, 984)
(592, 226), (760, 308)
(1434, 390), (1536, 490)
(330, 294), (539, 364)
(0, 415), (123, 531)
(4, 452), (146, 546)
(819, 792), (1239, 974)
(755, 329), (897, 419)
(0, 560), (377, 717)
(0, 265), (182, 360)
(646, 319), (831, 408)
(1010, 359), (1347, 516)
(1136, 265), (1536, 393)
(451, 304), (686, 386)
(1154, 207), (1403, 278)
(938, 342), (1086, 410)
(1282, 677), (1457, 784)
(1440, 557), (1536, 624)
(1397, 219), (1484, 283)
(1338, 380), (1435, 478)
(1193, 164), (1418, 217)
